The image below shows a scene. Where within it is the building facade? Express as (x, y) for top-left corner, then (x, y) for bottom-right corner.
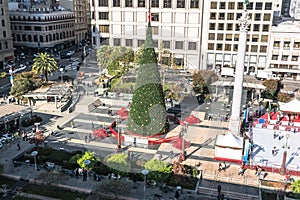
(0, 1), (14, 70)
(8, 0), (75, 55)
(60, 0), (91, 46)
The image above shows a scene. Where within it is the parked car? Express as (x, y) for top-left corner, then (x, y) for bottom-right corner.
(2, 134), (14, 142)
(0, 138), (6, 144)
(0, 142), (3, 148)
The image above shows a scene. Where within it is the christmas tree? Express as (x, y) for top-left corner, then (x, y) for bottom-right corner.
(127, 17), (169, 136)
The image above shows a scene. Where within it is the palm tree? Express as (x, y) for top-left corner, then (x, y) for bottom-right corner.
(32, 52), (58, 82)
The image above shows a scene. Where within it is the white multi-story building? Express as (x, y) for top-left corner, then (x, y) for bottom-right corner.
(91, 0), (283, 72)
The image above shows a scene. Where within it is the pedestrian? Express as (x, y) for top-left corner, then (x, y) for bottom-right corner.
(208, 115), (212, 121)
(22, 131), (25, 141)
(238, 165), (245, 176)
(84, 135), (88, 143)
(169, 150), (174, 159)
(158, 153), (162, 161)
(70, 120), (74, 128)
(17, 142), (20, 151)
(83, 168), (87, 181)
(92, 122), (94, 129)
(217, 184), (222, 194)
(75, 168), (79, 179)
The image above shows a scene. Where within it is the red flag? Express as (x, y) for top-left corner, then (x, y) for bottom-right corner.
(147, 11), (151, 23)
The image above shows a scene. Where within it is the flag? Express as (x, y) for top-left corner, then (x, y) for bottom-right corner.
(244, 0), (249, 6)
(147, 10), (151, 23)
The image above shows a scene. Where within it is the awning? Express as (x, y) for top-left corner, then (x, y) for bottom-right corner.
(5, 55), (15, 61)
(292, 52), (299, 56)
(272, 51), (279, 55)
(284, 38), (291, 41)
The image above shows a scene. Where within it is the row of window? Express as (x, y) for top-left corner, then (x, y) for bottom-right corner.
(271, 55), (299, 61)
(96, 0), (200, 9)
(12, 23), (74, 31)
(209, 33), (269, 43)
(210, 12), (271, 21)
(209, 23), (270, 32)
(269, 65), (299, 70)
(12, 31), (75, 43)
(10, 14), (75, 22)
(210, 2), (272, 11)
(100, 37), (198, 50)
(274, 41), (300, 49)
(208, 43), (267, 53)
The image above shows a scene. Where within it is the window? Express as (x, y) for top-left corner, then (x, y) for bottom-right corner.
(274, 41), (280, 47)
(210, 13), (216, 20)
(255, 2), (262, 10)
(125, 0), (133, 7)
(125, 39), (132, 46)
(1, 20), (4, 27)
(163, 40), (171, 48)
(292, 56), (298, 61)
(188, 42), (197, 50)
(114, 38), (121, 46)
(246, 2), (253, 10)
(138, 0), (145, 7)
(233, 44), (238, 51)
(209, 23), (215, 30)
(113, 0), (120, 7)
(177, 0), (185, 8)
(237, 2), (243, 9)
(252, 35), (259, 42)
(210, 2), (217, 9)
(255, 14), (261, 21)
(3, 31), (5, 38)
(227, 13), (234, 20)
(219, 2), (225, 9)
(282, 55), (288, 61)
(284, 41), (290, 48)
(234, 34), (239, 41)
(218, 23), (224, 30)
(175, 41), (184, 49)
(219, 13), (225, 20)
(225, 34), (232, 41)
(294, 42), (300, 48)
(152, 0), (159, 7)
(152, 26), (158, 35)
(261, 35), (268, 42)
(272, 55), (278, 60)
(263, 14), (271, 21)
(260, 46), (267, 53)
(251, 45), (258, 52)
(208, 43), (214, 50)
(227, 23), (233, 31)
(99, 0), (108, 6)
(153, 40), (158, 48)
(265, 2), (272, 10)
(228, 2), (235, 9)
(225, 44), (231, 51)
(4, 42), (7, 49)
(217, 33), (223, 40)
(164, 0), (172, 8)
(99, 25), (109, 33)
(216, 43), (223, 50)
(236, 13), (242, 20)
(253, 24), (260, 31)
(138, 40), (145, 47)
(100, 38), (109, 45)
(190, 0), (199, 8)
(152, 13), (159, 21)
(99, 12), (109, 20)
(208, 33), (215, 40)
(262, 25), (269, 32)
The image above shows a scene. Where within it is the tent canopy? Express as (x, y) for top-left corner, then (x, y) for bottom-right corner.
(280, 98), (300, 113)
(215, 131), (243, 149)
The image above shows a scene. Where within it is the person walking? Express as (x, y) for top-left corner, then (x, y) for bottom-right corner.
(70, 120), (75, 129)
(17, 142), (20, 151)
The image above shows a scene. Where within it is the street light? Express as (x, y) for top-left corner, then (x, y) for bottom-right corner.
(34, 122), (40, 132)
(280, 134), (290, 175)
(181, 122), (188, 161)
(141, 169), (149, 200)
(31, 151), (38, 171)
(116, 117), (121, 150)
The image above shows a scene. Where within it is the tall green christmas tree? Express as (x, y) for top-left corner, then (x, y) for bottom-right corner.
(127, 14), (169, 136)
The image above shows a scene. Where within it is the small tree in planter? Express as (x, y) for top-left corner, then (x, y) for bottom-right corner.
(104, 153), (132, 174)
(144, 159), (173, 182)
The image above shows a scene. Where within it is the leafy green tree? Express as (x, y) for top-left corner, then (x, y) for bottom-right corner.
(76, 151), (99, 170)
(32, 52), (58, 82)
(262, 79), (282, 100)
(192, 70), (218, 95)
(105, 153), (131, 173)
(10, 71), (42, 98)
(277, 92), (292, 103)
(144, 159), (173, 182)
(291, 180), (300, 194)
(127, 22), (169, 136)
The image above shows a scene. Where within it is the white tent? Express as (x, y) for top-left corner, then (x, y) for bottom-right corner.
(280, 98), (300, 113)
(214, 131), (243, 163)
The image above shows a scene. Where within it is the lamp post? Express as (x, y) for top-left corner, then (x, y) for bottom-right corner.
(181, 122), (188, 161)
(116, 117), (121, 150)
(34, 122), (40, 132)
(31, 151), (38, 171)
(142, 169), (149, 200)
(280, 134), (290, 175)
